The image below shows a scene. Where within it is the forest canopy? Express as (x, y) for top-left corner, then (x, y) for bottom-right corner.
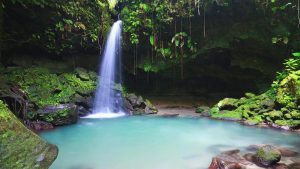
(1, 0), (300, 77)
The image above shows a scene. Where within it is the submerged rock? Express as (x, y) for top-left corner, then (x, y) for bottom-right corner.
(255, 145), (281, 167)
(0, 100), (58, 168)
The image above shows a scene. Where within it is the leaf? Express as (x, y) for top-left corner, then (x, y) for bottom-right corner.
(149, 35), (154, 46)
(292, 52), (300, 57)
(272, 37), (278, 44)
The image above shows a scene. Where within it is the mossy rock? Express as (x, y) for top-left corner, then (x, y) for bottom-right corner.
(268, 110), (283, 121)
(208, 70), (300, 129)
(245, 92), (256, 98)
(209, 107), (220, 114)
(0, 100), (58, 168)
(275, 120), (300, 129)
(290, 110), (300, 119)
(196, 106), (210, 113)
(211, 110), (242, 121)
(2, 66), (96, 108)
(145, 99), (158, 114)
(217, 98), (239, 111)
(38, 104), (78, 126)
(244, 115), (263, 125)
(75, 67), (90, 81)
(255, 145), (281, 167)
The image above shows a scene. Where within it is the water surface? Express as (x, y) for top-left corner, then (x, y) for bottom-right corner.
(41, 116), (300, 169)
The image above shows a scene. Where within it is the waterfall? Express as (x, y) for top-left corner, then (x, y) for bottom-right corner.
(85, 20), (126, 118)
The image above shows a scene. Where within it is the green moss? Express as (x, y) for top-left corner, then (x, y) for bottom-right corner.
(256, 145), (281, 166)
(275, 120), (300, 128)
(3, 67), (96, 108)
(290, 110), (300, 119)
(284, 113), (292, 119)
(210, 107), (220, 114)
(0, 100), (58, 168)
(211, 110), (242, 120)
(245, 115), (263, 125)
(245, 92), (256, 98)
(196, 107), (206, 113)
(217, 98), (239, 110)
(204, 65), (300, 129)
(269, 110), (283, 120)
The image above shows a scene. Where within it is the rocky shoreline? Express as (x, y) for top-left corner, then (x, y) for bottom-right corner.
(209, 144), (300, 169)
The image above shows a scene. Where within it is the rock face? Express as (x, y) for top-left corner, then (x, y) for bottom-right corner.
(255, 145), (281, 167)
(0, 100), (58, 169)
(37, 104), (78, 126)
(124, 93), (158, 115)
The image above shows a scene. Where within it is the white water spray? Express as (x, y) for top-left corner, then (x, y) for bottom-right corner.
(84, 20), (125, 119)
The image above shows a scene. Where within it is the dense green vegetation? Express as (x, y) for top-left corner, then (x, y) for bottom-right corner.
(2, 0), (299, 76)
(197, 55), (300, 129)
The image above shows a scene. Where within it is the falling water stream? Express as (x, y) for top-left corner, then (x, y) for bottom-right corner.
(84, 20), (126, 119)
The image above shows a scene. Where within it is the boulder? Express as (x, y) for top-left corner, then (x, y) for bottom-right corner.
(144, 99), (158, 114)
(196, 106), (210, 117)
(246, 144), (263, 152)
(255, 145), (281, 167)
(125, 93), (158, 115)
(269, 110), (283, 121)
(243, 153), (256, 163)
(37, 104), (78, 126)
(126, 93), (138, 106)
(75, 67), (90, 81)
(0, 100), (58, 168)
(211, 110), (242, 121)
(260, 99), (275, 109)
(209, 157), (243, 169)
(217, 98), (239, 111)
(208, 149), (250, 169)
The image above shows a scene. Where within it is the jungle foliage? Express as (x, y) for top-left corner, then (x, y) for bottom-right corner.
(1, 0), (300, 77)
